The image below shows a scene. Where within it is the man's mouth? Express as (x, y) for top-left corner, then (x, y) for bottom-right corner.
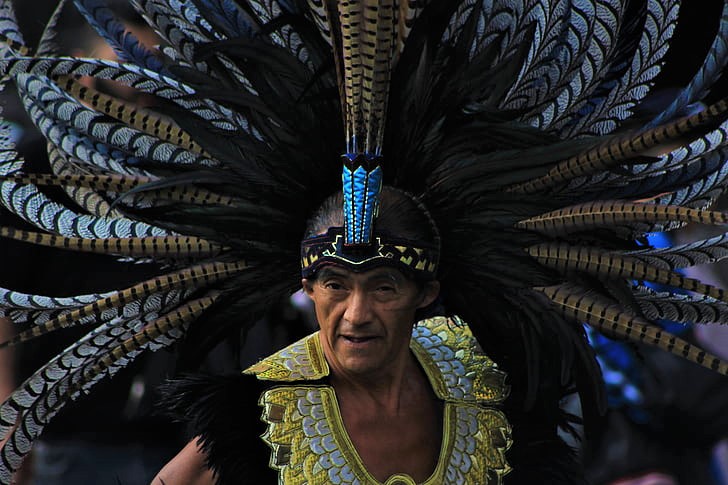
(342, 336), (377, 343)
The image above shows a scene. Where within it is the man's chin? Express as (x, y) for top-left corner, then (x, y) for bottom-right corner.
(338, 355), (387, 377)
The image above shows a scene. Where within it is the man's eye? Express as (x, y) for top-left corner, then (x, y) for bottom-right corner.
(376, 286), (395, 293)
(324, 282), (345, 290)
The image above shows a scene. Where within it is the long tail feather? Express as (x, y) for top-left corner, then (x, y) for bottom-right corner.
(510, 96), (728, 194)
(516, 201), (728, 236)
(527, 243), (728, 302)
(634, 285), (728, 325)
(538, 283), (728, 375)
(55, 75), (208, 155)
(0, 227), (223, 258)
(0, 260), (245, 347)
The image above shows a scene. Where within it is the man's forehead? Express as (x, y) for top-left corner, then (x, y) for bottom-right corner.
(317, 264), (406, 281)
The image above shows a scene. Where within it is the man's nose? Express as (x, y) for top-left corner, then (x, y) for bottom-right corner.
(343, 288), (373, 325)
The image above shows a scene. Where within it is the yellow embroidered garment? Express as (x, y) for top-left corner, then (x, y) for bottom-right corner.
(245, 316), (512, 484)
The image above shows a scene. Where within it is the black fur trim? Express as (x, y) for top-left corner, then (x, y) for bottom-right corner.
(157, 374), (277, 485)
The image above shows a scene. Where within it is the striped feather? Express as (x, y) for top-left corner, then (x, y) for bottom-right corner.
(0, 260), (244, 347)
(305, 0), (334, 46)
(0, 174), (170, 240)
(47, 143), (123, 218)
(565, 0), (679, 136)
(527, 242), (728, 303)
(0, 291), (212, 481)
(634, 286), (728, 325)
(537, 282), (728, 374)
(244, 0), (313, 66)
(503, 0), (587, 120)
(56, 75), (209, 156)
(195, 0), (257, 40)
(473, 0), (526, 58)
(475, 0), (533, 70)
(338, 0), (399, 154)
(24, 94), (170, 173)
(648, 1), (728, 127)
(0, 1), (27, 58)
(0, 287), (113, 314)
(136, 0), (258, 93)
(36, 0), (72, 57)
(508, 96), (728, 194)
(628, 232), (728, 270)
(0, 56), (252, 133)
(134, 0), (211, 71)
(163, 0), (226, 41)
(1, 170), (238, 208)
(442, 0), (490, 55)
(27, 100), (153, 177)
(0, 290), (192, 449)
(126, 184), (238, 207)
(538, 0), (625, 129)
(73, 0), (166, 71)
(143, 0), (257, 91)
(516, 201), (728, 237)
(5, 172), (150, 197)
(652, 159), (728, 210)
(563, 142), (728, 207)
(17, 74), (217, 168)
(627, 121), (728, 177)
(136, 2), (253, 106)
(559, 117), (728, 198)
(0, 291), (185, 432)
(0, 156), (170, 239)
(0, 288), (186, 331)
(0, 227), (224, 259)
(655, 182), (728, 212)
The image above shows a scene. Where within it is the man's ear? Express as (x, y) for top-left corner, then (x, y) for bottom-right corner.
(301, 278), (314, 298)
(417, 280), (440, 309)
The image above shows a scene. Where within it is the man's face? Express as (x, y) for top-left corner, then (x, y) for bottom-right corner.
(302, 266), (439, 379)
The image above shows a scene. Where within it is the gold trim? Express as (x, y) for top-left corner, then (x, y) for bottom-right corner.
(245, 332), (329, 381)
(410, 340), (449, 399)
(411, 316), (509, 404)
(258, 385), (511, 484)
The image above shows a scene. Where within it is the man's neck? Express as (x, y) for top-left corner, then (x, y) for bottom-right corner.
(329, 353), (424, 415)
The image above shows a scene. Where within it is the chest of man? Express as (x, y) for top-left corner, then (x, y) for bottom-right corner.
(339, 387), (443, 482)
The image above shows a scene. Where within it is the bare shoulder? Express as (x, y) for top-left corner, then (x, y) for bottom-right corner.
(152, 438), (216, 485)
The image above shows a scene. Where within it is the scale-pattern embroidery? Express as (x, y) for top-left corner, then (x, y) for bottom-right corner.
(411, 316), (509, 404)
(246, 332), (328, 381)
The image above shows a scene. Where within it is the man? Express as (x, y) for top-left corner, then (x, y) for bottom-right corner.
(154, 189), (512, 484)
(1, 1), (727, 483)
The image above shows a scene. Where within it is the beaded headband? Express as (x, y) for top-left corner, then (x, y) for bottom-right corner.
(301, 227), (439, 279)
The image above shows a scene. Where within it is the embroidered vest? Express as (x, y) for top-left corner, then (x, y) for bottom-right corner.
(244, 316), (512, 485)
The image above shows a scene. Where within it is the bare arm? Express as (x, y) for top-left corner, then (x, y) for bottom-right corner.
(152, 438), (216, 485)
(0, 318), (16, 402)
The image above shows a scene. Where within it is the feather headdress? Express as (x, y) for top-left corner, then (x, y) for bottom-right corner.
(0, 0), (725, 481)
